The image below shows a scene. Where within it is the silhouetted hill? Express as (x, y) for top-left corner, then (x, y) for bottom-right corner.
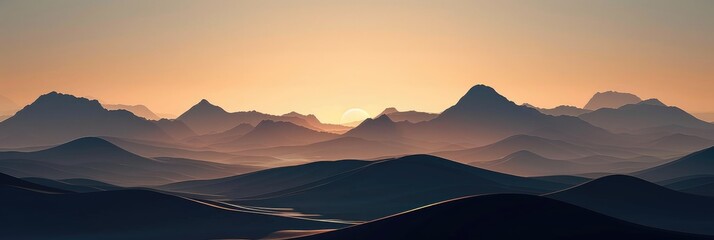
(0, 92), (172, 147)
(22, 177), (121, 193)
(177, 99), (320, 135)
(160, 160), (371, 198)
(434, 135), (600, 162)
(0, 185), (344, 239)
(584, 91), (642, 110)
(212, 120), (338, 149)
(0, 172), (69, 193)
(579, 102), (713, 132)
(411, 85), (615, 145)
(184, 123), (254, 145)
(153, 119), (197, 140)
(635, 147), (714, 181)
(639, 98), (667, 106)
(376, 107), (438, 123)
(526, 104), (592, 117)
(234, 155), (566, 221)
(295, 194), (704, 240)
(237, 137), (423, 161)
(104, 137), (241, 162)
(0, 137), (258, 186)
(473, 150), (664, 176)
(102, 104), (161, 120)
(343, 115), (406, 141)
(283, 111), (352, 133)
(662, 175), (714, 197)
(548, 175), (714, 235)
(645, 134), (714, 153)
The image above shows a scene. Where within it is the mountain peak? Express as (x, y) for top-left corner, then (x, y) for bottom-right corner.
(178, 99), (227, 119)
(638, 98), (666, 107)
(380, 107), (399, 115)
(584, 91), (642, 110)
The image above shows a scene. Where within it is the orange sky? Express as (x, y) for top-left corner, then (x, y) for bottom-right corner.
(1, 0), (712, 123)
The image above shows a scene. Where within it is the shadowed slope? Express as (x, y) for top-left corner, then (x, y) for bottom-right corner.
(160, 159), (371, 199)
(0, 137), (258, 186)
(635, 147), (714, 181)
(234, 155), (566, 221)
(212, 120), (338, 150)
(580, 102), (713, 133)
(0, 175), (344, 240)
(294, 194), (705, 240)
(548, 175), (714, 235)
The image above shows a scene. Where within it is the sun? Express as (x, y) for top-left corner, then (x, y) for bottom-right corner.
(341, 108), (370, 124)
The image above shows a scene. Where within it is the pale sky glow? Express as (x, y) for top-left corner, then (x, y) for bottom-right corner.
(1, 0), (712, 123)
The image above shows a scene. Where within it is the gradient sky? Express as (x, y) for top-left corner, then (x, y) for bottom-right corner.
(1, 0), (712, 123)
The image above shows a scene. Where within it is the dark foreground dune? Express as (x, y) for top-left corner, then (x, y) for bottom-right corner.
(293, 194), (711, 240)
(0, 173), (344, 240)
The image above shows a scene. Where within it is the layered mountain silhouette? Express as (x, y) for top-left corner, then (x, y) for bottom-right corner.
(233, 155), (565, 221)
(343, 115), (407, 141)
(644, 133), (714, 153)
(184, 123), (255, 145)
(473, 151), (661, 176)
(0, 92), (172, 147)
(406, 85), (615, 145)
(177, 99), (345, 135)
(579, 100), (713, 132)
(525, 104), (592, 117)
(0, 173), (344, 240)
(583, 91), (642, 110)
(548, 175), (714, 235)
(283, 111), (352, 134)
(376, 107), (438, 123)
(432, 134), (646, 162)
(0, 137), (258, 185)
(161, 160), (371, 199)
(295, 194), (705, 240)
(153, 119), (197, 140)
(211, 120), (338, 150)
(22, 177), (122, 193)
(102, 103), (161, 120)
(237, 137), (423, 161)
(635, 146), (714, 181)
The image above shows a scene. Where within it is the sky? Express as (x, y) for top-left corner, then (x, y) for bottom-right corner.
(1, 0), (712, 123)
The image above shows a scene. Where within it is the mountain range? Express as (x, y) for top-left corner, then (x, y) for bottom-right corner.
(583, 91), (642, 110)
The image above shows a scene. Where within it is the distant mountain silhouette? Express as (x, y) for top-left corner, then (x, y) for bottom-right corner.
(103, 136), (244, 162)
(635, 146), (714, 181)
(0, 175), (344, 239)
(161, 160), (371, 199)
(283, 111), (352, 134)
(153, 119), (197, 140)
(177, 99), (324, 135)
(583, 91), (642, 110)
(472, 151), (660, 177)
(237, 137), (423, 161)
(184, 123), (254, 145)
(645, 134), (714, 153)
(639, 98), (667, 106)
(409, 85), (615, 145)
(548, 175), (714, 235)
(376, 107), (438, 123)
(295, 194), (705, 240)
(343, 115), (407, 141)
(579, 101), (713, 132)
(525, 104), (592, 117)
(102, 103), (161, 120)
(0, 137), (259, 185)
(234, 155), (565, 221)
(435, 135), (604, 162)
(212, 120), (338, 150)
(0, 92), (172, 147)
